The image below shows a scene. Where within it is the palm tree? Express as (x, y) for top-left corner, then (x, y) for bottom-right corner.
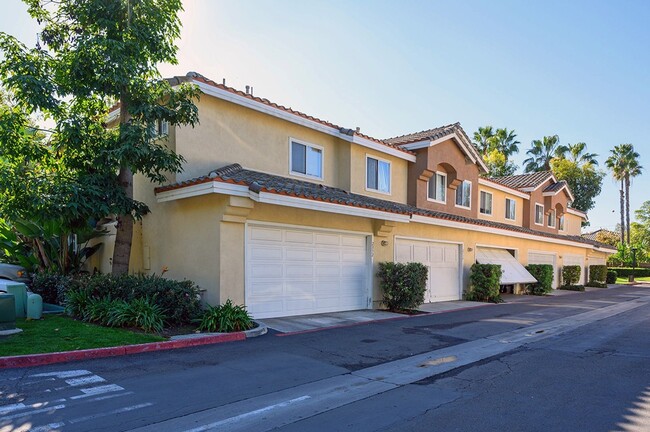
(606, 144), (643, 245)
(493, 128), (520, 158)
(472, 126), (495, 154)
(523, 135), (562, 172)
(557, 142), (599, 167)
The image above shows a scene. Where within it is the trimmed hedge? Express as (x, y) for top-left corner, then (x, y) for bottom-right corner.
(562, 265), (581, 286)
(588, 265), (607, 284)
(526, 264), (553, 296)
(467, 264), (502, 303)
(378, 262), (428, 311)
(586, 281), (607, 288)
(608, 268), (650, 278)
(606, 270), (618, 284)
(30, 272), (72, 305)
(559, 285), (585, 292)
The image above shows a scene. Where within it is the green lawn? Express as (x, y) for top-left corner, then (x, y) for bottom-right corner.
(0, 315), (164, 357)
(616, 276), (650, 284)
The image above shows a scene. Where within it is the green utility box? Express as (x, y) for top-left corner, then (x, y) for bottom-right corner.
(0, 293), (16, 331)
(5, 283), (27, 318)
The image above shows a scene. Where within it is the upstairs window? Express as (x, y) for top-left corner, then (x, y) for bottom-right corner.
(366, 156), (391, 193)
(291, 140), (323, 179)
(535, 204), (544, 225)
(427, 172), (447, 203)
(479, 191), (493, 215)
(559, 214), (565, 231)
(455, 180), (471, 209)
(548, 209), (556, 228)
(151, 120), (169, 138)
(505, 198), (516, 220)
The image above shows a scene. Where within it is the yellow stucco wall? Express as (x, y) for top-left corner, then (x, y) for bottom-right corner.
(477, 184), (525, 226)
(349, 145), (409, 203)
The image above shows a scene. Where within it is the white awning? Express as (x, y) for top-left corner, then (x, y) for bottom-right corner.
(476, 248), (538, 285)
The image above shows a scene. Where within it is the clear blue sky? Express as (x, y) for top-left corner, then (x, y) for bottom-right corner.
(2, 0), (649, 231)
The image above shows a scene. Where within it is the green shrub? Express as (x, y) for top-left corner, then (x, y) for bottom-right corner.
(606, 268), (650, 278)
(74, 273), (202, 325)
(588, 265), (607, 284)
(606, 270), (618, 284)
(526, 264), (553, 295)
(585, 281), (607, 288)
(124, 297), (166, 333)
(467, 264), (502, 303)
(562, 265), (581, 286)
(199, 300), (253, 333)
(64, 287), (93, 318)
(559, 285), (585, 291)
(73, 294), (164, 333)
(377, 262), (428, 311)
(30, 272), (74, 305)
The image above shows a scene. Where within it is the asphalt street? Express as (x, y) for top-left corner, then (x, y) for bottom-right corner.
(1, 285), (649, 432)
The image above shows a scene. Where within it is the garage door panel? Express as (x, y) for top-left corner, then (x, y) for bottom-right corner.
(445, 247), (459, 263)
(395, 244), (412, 262)
(429, 247), (444, 263)
(247, 225), (369, 318)
(528, 252), (558, 289)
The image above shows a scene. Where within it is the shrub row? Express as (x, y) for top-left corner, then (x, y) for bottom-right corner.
(32, 272), (202, 326)
(526, 264), (553, 296)
(378, 262), (428, 311)
(467, 263), (502, 303)
(588, 265), (607, 284)
(559, 285), (585, 292)
(607, 267), (650, 278)
(562, 265), (581, 286)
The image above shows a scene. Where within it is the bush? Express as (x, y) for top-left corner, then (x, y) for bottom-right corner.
(526, 264), (553, 296)
(377, 262), (428, 311)
(199, 300), (253, 333)
(77, 295), (165, 333)
(585, 281), (607, 288)
(562, 265), (581, 286)
(606, 268), (650, 278)
(588, 265), (607, 284)
(559, 285), (585, 291)
(73, 273), (201, 325)
(606, 270), (618, 284)
(30, 272), (75, 305)
(467, 264), (502, 303)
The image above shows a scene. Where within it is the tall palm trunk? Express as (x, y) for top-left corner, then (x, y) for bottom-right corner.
(625, 174), (631, 245)
(112, 91), (133, 275)
(619, 179), (625, 245)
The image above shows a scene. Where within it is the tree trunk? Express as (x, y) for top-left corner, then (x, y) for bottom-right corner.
(625, 175), (631, 245)
(112, 92), (133, 275)
(619, 179), (625, 245)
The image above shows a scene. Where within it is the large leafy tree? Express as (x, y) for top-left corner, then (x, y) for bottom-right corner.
(551, 141), (604, 214)
(472, 126), (519, 177)
(0, 0), (200, 274)
(606, 144), (643, 245)
(523, 135), (562, 172)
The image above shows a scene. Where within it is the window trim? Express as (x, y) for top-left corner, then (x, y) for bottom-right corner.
(454, 180), (472, 210)
(289, 138), (325, 180)
(534, 203), (545, 226)
(505, 197), (516, 221)
(365, 154), (392, 195)
(547, 209), (557, 228)
(559, 214), (565, 232)
(427, 171), (447, 204)
(479, 190), (493, 216)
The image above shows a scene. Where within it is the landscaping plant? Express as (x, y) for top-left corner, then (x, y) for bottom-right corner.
(467, 263), (502, 303)
(198, 300), (254, 333)
(606, 270), (618, 284)
(526, 264), (553, 295)
(377, 262), (428, 311)
(560, 265), (584, 291)
(586, 265), (608, 288)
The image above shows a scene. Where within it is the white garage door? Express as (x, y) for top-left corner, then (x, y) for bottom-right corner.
(563, 254), (585, 285)
(395, 238), (461, 302)
(528, 252), (558, 289)
(246, 224), (370, 318)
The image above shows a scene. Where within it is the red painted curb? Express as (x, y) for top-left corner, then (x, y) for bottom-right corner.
(275, 303), (491, 337)
(0, 332), (246, 369)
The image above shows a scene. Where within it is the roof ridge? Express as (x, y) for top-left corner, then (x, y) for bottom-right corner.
(209, 163), (243, 178)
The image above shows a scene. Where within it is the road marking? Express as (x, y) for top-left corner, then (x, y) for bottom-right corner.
(182, 396), (311, 432)
(28, 422), (66, 432)
(68, 403), (154, 424)
(70, 384), (124, 399)
(65, 375), (106, 387)
(87, 391), (134, 402)
(30, 370), (91, 379)
(0, 404), (66, 421)
(0, 399), (67, 416)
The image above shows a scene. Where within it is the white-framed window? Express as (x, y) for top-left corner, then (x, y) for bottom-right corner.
(479, 190), (493, 215)
(151, 120), (169, 138)
(535, 204), (544, 225)
(455, 180), (472, 209)
(427, 172), (447, 203)
(290, 139), (323, 179)
(559, 214), (565, 231)
(547, 209), (556, 228)
(366, 156), (391, 194)
(505, 198), (516, 220)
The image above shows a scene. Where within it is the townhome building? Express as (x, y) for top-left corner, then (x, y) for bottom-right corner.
(93, 72), (615, 319)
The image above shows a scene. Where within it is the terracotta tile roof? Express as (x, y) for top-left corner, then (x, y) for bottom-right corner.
(383, 123), (460, 146)
(155, 164), (612, 250)
(543, 180), (568, 193)
(178, 72), (413, 156)
(488, 171), (554, 190)
(582, 229), (617, 241)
